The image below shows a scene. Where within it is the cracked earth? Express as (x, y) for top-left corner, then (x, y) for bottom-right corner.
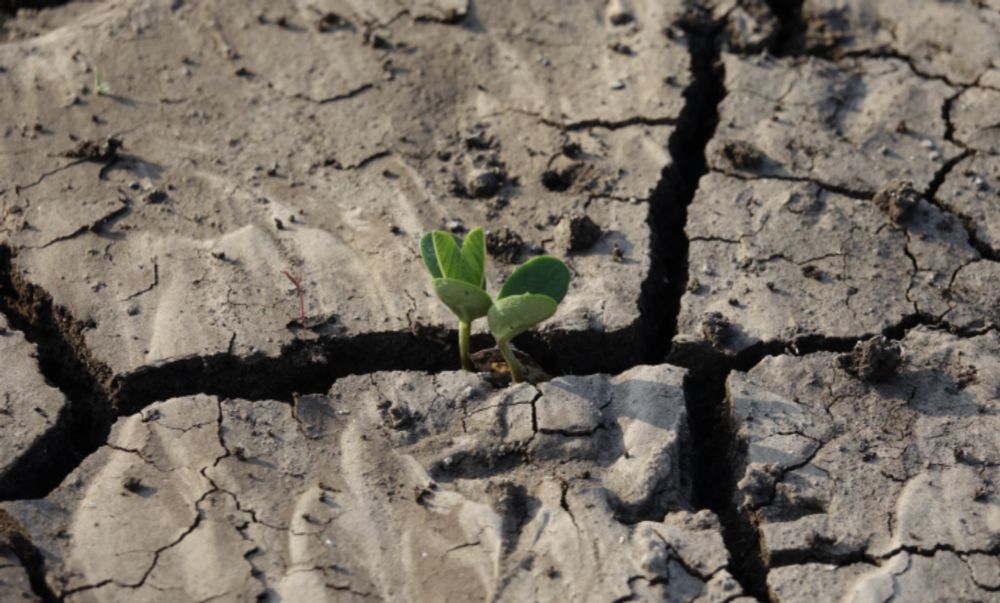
(0, 1), (998, 602)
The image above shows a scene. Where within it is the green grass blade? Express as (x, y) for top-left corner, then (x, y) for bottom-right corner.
(497, 256), (570, 303)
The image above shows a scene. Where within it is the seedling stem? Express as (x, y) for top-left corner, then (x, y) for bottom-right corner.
(94, 67), (111, 96)
(419, 227), (569, 381)
(459, 320), (473, 371)
(497, 339), (524, 383)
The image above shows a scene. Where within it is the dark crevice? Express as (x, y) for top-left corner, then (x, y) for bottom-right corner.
(768, 2), (993, 92)
(679, 355), (773, 602)
(649, 6), (726, 365)
(764, 0), (806, 57)
(671, 312), (961, 603)
(516, 323), (651, 377)
(924, 86), (1000, 262)
(942, 90), (963, 148)
(836, 49), (964, 88)
(654, 3), (791, 598)
(929, 203), (1000, 263)
(769, 541), (1000, 570)
(3, 6), (990, 603)
(675, 358), (774, 601)
(1, 0), (69, 14)
(554, 116), (677, 132)
(923, 156), (1000, 263)
(768, 546), (876, 569)
(924, 151), (971, 202)
(0, 510), (59, 603)
(716, 169), (875, 201)
(0, 246), (113, 501)
(0, 243), (644, 502)
(657, 3), (781, 600)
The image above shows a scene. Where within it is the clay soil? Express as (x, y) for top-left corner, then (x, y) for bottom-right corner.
(0, 1), (998, 602)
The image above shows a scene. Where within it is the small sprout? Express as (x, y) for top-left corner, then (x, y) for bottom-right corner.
(419, 227), (570, 382)
(420, 228), (491, 370)
(93, 67), (111, 96)
(487, 256), (569, 383)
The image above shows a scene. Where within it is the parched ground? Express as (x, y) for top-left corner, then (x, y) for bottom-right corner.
(0, 1), (997, 602)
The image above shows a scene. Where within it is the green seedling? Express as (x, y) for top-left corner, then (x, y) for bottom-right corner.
(420, 227), (491, 370)
(420, 227), (570, 382)
(93, 68), (111, 96)
(487, 256), (569, 382)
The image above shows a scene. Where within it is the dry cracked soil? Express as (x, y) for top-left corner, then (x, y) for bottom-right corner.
(0, 1), (998, 602)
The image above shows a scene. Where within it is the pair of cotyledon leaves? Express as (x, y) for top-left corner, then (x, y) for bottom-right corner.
(420, 228), (570, 342)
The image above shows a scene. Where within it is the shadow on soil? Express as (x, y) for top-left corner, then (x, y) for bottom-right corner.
(0, 244), (652, 501)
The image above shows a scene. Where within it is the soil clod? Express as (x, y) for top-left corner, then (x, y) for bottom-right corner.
(873, 180), (921, 223)
(316, 12), (350, 33)
(145, 189), (168, 204)
(837, 335), (902, 382)
(121, 476), (143, 494)
(700, 312), (733, 347)
(485, 227), (524, 263)
(724, 0), (778, 53)
(63, 136), (121, 162)
(610, 242), (624, 262)
(555, 212), (601, 252)
(464, 169), (506, 199)
(719, 139), (764, 169)
(801, 265), (824, 281)
(541, 165), (577, 192)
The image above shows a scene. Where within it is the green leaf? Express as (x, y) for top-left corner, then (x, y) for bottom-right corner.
(433, 278), (493, 323)
(433, 231), (482, 286)
(420, 233), (444, 279)
(421, 228), (487, 287)
(497, 256), (570, 303)
(487, 293), (558, 342)
(461, 227), (486, 288)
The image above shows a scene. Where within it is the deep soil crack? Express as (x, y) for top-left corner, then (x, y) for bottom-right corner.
(0, 509), (58, 603)
(3, 2), (994, 600)
(670, 312), (979, 602)
(650, 6), (725, 365)
(655, 5), (783, 600)
(765, 0), (806, 56)
(0, 247), (114, 500)
(0, 242), (647, 503)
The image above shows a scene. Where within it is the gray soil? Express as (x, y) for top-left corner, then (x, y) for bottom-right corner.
(0, 0), (998, 602)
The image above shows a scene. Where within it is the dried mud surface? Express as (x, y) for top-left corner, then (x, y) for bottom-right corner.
(3, 366), (755, 602)
(1, 0), (998, 602)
